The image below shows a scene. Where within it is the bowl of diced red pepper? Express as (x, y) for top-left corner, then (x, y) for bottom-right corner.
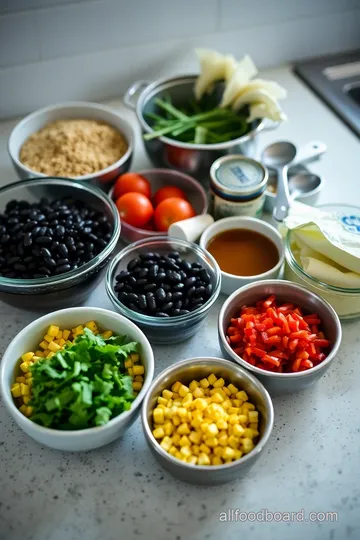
(218, 280), (342, 394)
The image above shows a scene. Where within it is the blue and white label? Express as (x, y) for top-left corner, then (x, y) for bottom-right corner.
(340, 214), (360, 234)
(216, 159), (264, 192)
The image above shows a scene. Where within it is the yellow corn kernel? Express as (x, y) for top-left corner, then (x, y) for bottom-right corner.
(242, 402), (255, 412)
(189, 380), (199, 392)
(228, 414), (239, 425)
(160, 436), (172, 452)
(85, 320), (98, 332)
(222, 399), (232, 410)
(27, 377), (33, 387)
(163, 421), (174, 436)
(192, 387), (204, 399)
(21, 352), (34, 362)
(175, 451), (182, 460)
(44, 334), (53, 343)
(133, 365), (144, 376)
(167, 398), (173, 408)
(168, 406), (178, 417)
(182, 393), (193, 407)
(187, 456), (198, 465)
(124, 358), (132, 369)
(238, 414), (249, 425)
(218, 433), (228, 446)
(133, 381), (143, 392)
(173, 400), (182, 407)
(242, 438), (254, 453)
(75, 325), (84, 335)
(55, 330), (62, 340)
(172, 432), (181, 446)
(177, 407), (187, 418)
(153, 407), (164, 424)
(248, 410), (259, 423)
(20, 383), (30, 396)
(58, 339), (66, 347)
(172, 381), (182, 393)
(213, 446), (223, 457)
(32, 356), (42, 363)
(199, 378), (210, 389)
(11, 383), (22, 398)
(169, 445), (177, 456)
(216, 419), (228, 430)
(24, 372), (32, 379)
(207, 373), (217, 385)
(48, 341), (61, 353)
(227, 383), (238, 395)
(212, 456), (223, 465)
(234, 449), (243, 461)
(35, 350), (45, 358)
(207, 423), (219, 436)
(179, 435), (190, 447)
(101, 330), (113, 339)
(177, 423), (190, 435)
(204, 437), (218, 448)
(232, 423), (245, 437)
(210, 393), (224, 404)
(128, 368), (134, 376)
(198, 453), (211, 465)
(228, 435), (240, 449)
(228, 407), (240, 415)
(243, 428), (256, 439)
(153, 427), (165, 439)
(199, 443), (210, 455)
(16, 376), (26, 383)
(222, 446), (235, 460)
(128, 353), (138, 364)
(172, 415), (181, 427)
(178, 384), (189, 397)
(157, 397), (168, 406)
(223, 387), (231, 396)
(47, 325), (59, 337)
(162, 389), (173, 400)
(23, 395), (31, 405)
(194, 398), (208, 411)
(213, 377), (225, 388)
(191, 416), (203, 429)
(231, 399), (242, 407)
(19, 404), (27, 415)
(200, 422), (209, 434)
(189, 431), (201, 445)
(192, 444), (200, 456)
(236, 390), (249, 402)
(62, 329), (70, 340)
(46, 352), (54, 359)
(180, 446), (192, 459)
(39, 340), (48, 350)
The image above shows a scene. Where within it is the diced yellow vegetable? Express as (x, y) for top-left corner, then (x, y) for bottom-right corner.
(16, 376), (26, 383)
(21, 352), (34, 362)
(171, 381), (182, 393)
(11, 383), (22, 398)
(199, 378), (210, 389)
(62, 329), (70, 340)
(48, 341), (61, 353)
(47, 325), (59, 337)
(153, 408), (164, 424)
(133, 365), (144, 376)
(39, 340), (48, 350)
(35, 350), (45, 358)
(101, 330), (113, 339)
(44, 334), (53, 343)
(153, 427), (165, 439)
(133, 381), (143, 392)
(213, 377), (225, 388)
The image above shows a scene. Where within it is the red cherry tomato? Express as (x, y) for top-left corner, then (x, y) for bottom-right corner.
(153, 185), (188, 207)
(113, 173), (151, 200)
(116, 192), (153, 228)
(154, 197), (196, 232)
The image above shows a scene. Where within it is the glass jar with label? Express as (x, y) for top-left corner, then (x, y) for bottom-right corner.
(210, 155), (269, 220)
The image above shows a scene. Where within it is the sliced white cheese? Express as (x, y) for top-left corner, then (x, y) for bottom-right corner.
(220, 55), (258, 107)
(194, 49), (237, 100)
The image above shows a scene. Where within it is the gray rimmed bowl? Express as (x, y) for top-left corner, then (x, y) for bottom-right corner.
(106, 236), (221, 344)
(141, 357), (274, 485)
(218, 280), (342, 395)
(0, 177), (120, 310)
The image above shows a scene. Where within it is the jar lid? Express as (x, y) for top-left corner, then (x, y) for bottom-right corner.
(210, 155), (268, 200)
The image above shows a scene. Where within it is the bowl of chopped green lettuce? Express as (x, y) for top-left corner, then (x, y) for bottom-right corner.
(0, 307), (154, 451)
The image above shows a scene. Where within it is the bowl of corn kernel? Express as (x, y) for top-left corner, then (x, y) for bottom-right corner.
(141, 357), (274, 484)
(0, 306), (154, 451)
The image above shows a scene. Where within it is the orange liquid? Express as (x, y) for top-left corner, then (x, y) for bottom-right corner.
(207, 228), (279, 276)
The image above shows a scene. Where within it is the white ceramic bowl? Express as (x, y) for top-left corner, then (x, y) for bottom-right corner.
(8, 101), (134, 191)
(0, 307), (154, 451)
(200, 216), (284, 296)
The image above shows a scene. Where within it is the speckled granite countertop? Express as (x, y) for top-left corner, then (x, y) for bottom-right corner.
(0, 68), (360, 540)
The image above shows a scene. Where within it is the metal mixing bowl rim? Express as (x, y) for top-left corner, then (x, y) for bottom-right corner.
(8, 101), (134, 181)
(0, 307), (154, 437)
(218, 279), (342, 379)
(141, 356), (274, 472)
(105, 236), (222, 325)
(137, 74), (266, 151)
(0, 177), (121, 290)
(108, 167), (209, 237)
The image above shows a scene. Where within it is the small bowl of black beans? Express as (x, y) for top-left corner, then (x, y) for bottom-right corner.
(0, 177), (120, 310)
(106, 237), (221, 343)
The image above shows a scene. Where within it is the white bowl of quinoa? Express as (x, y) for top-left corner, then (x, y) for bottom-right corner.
(8, 101), (134, 192)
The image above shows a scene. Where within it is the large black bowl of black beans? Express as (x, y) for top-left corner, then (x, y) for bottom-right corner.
(106, 237), (221, 344)
(0, 178), (120, 309)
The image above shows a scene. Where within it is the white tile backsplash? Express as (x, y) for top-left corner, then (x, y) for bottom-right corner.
(0, 0), (359, 118)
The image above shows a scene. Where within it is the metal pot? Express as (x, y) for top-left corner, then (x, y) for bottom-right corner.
(124, 75), (279, 182)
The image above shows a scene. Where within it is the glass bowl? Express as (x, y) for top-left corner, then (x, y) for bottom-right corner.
(106, 236), (221, 343)
(285, 209), (360, 320)
(0, 177), (120, 310)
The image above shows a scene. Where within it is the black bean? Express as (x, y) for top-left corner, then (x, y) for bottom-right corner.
(128, 276), (137, 287)
(143, 283), (156, 292)
(128, 302), (142, 313)
(40, 247), (51, 258)
(139, 252), (157, 261)
(179, 270), (187, 280)
(14, 263), (26, 272)
(162, 283), (171, 292)
(127, 258), (140, 271)
(186, 286), (196, 299)
(38, 266), (51, 275)
(192, 262), (202, 269)
(199, 269), (211, 283)
(55, 225), (65, 238)
(174, 300), (182, 310)
(36, 236), (52, 245)
(1, 234), (10, 244)
(44, 256), (56, 268)
(163, 257), (179, 270)
(173, 282), (185, 291)
(116, 271), (130, 282)
(167, 271), (181, 283)
(155, 272), (166, 282)
(114, 282), (125, 292)
(178, 310), (190, 315)
(148, 264), (159, 278)
(168, 251), (180, 259)
(8, 256), (20, 265)
(24, 221), (37, 232)
(138, 268), (148, 279)
(58, 243), (68, 257)
(51, 241), (59, 252)
(162, 302), (173, 313)
(165, 292), (172, 302)
(23, 233), (32, 247)
(172, 291), (183, 301)
(24, 256), (33, 264)
(185, 276), (197, 288)
(137, 278), (148, 287)
(191, 267), (201, 276)
(192, 297), (204, 307)
(54, 264), (71, 274)
(138, 294), (147, 310)
(155, 288), (166, 301)
(118, 292), (128, 303)
(57, 258), (69, 266)
(33, 273), (47, 278)
(127, 293), (139, 304)
(194, 286), (206, 297)
(205, 284), (213, 297)
(172, 309), (181, 316)
(156, 312), (170, 317)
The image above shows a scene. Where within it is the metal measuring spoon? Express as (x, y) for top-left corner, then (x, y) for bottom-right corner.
(262, 141), (297, 222)
(289, 172), (322, 201)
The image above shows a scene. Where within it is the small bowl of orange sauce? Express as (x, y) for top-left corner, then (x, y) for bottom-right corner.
(200, 216), (284, 295)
